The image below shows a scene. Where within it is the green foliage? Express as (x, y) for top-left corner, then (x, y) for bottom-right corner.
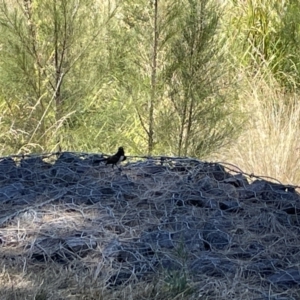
(226, 0), (300, 92)
(273, 0), (300, 91)
(163, 270), (193, 297)
(226, 0), (282, 67)
(106, 0), (182, 154)
(0, 0), (243, 157)
(0, 0), (116, 153)
(158, 0), (238, 157)
(162, 242), (194, 298)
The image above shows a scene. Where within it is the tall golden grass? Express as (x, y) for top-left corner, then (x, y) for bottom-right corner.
(214, 69), (300, 186)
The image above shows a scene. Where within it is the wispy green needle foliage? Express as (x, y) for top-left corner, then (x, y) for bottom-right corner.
(5, 0), (300, 164)
(0, 0), (117, 153)
(158, 0), (239, 157)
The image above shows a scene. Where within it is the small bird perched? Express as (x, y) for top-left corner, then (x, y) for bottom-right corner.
(106, 147), (127, 169)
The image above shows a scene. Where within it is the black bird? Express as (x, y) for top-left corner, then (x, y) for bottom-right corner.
(106, 147), (127, 169)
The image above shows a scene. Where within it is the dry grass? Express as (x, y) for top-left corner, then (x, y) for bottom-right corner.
(213, 70), (300, 186)
(0, 158), (208, 300)
(0, 200), (217, 300)
(0, 154), (300, 299)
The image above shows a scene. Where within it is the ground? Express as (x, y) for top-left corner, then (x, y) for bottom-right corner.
(0, 152), (300, 299)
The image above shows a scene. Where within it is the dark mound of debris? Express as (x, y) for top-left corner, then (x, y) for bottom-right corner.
(0, 152), (300, 299)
